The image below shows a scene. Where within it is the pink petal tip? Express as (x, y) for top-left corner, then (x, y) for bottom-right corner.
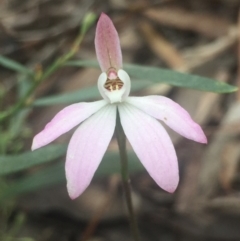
(95, 12), (122, 72)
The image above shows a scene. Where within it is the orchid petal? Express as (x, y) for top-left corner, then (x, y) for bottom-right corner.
(97, 72), (108, 101)
(118, 103), (179, 193)
(66, 104), (117, 199)
(126, 96), (207, 143)
(95, 13), (122, 72)
(32, 100), (107, 150)
(118, 69), (131, 100)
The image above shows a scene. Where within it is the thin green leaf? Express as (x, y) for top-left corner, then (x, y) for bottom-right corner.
(80, 12), (97, 35)
(124, 64), (237, 93)
(34, 80), (151, 106)
(0, 55), (34, 75)
(34, 86), (100, 106)
(0, 163), (64, 201)
(0, 151), (143, 200)
(67, 60), (237, 93)
(0, 145), (67, 175)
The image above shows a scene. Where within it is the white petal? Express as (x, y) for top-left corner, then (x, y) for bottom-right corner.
(97, 72), (108, 101)
(118, 103), (179, 193)
(65, 104), (117, 199)
(32, 100), (107, 150)
(118, 69), (131, 100)
(126, 96), (207, 143)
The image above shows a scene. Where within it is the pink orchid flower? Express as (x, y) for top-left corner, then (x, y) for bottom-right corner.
(32, 13), (207, 199)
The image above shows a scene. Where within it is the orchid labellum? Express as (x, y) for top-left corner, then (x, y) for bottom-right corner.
(32, 13), (207, 199)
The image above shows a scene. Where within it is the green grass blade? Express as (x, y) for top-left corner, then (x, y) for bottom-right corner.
(0, 55), (34, 75)
(66, 60), (237, 93)
(34, 80), (151, 106)
(0, 145), (67, 175)
(0, 151), (143, 201)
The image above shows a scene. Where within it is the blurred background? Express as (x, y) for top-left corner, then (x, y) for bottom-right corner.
(0, 0), (240, 240)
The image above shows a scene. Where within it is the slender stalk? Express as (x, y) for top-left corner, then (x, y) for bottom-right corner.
(0, 13), (96, 123)
(116, 111), (140, 241)
(0, 34), (83, 122)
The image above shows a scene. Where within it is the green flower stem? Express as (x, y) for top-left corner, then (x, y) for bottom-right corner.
(0, 13), (96, 123)
(116, 111), (140, 241)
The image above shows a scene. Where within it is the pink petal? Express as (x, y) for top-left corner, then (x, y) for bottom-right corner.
(126, 96), (207, 143)
(65, 104), (117, 199)
(95, 13), (122, 72)
(32, 100), (107, 150)
(118, 103), (179, 193)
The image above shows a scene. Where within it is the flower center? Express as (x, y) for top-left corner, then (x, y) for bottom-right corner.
(104, 78), (124, 91)
(104, 68), (124, 92)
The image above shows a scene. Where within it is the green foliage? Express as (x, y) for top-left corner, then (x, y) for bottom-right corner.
(67, 60), (237, 93)
(34, 86), (100, 106)
(0, 210), (34, 241)
(34, 80), (151, 106)
(80, 12), (97, 35)
(0, 145), (67, 175)
(0, 151), (143, 201)
(125, 64), (237, 93)
(0, 55), (34, 76)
